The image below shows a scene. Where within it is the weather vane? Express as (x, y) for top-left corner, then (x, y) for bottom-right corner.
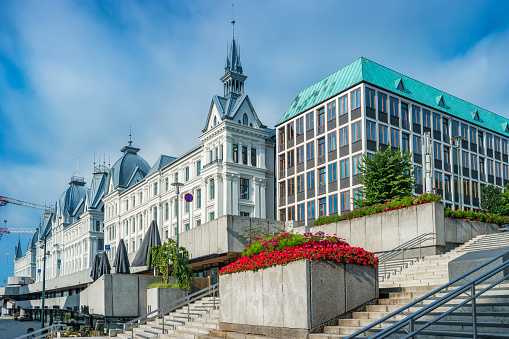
(128, 125), (132, 146)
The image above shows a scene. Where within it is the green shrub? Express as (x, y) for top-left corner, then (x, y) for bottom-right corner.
(147, 282), (179, 289)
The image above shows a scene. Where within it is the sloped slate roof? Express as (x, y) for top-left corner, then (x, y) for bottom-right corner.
(87, 172), (108, 209)
(15, 238), (23, 259)
(278, 57), (509, 137)
(110, 152), (150, 189)
(57, 182), (88, 218)
(147, 155), (177, 176)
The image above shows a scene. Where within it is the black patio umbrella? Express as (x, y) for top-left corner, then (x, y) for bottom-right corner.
(113, 239), (130, 274)
(98, 250), (111, 277)
(90, 254), (101, 281)
(131, 220), (162, 267)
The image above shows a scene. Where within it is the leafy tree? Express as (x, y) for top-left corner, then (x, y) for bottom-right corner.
(355, 147), (415, 208)
(148, 239), (194, 291)
(480, 184), (504, 215)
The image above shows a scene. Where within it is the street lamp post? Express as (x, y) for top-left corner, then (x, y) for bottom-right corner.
(171, 182), (184, 248)
(40, 235), (49, 329)
(452, 135), (465, 210)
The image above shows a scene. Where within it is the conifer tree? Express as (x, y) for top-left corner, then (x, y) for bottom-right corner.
(355, 147), (415, 208)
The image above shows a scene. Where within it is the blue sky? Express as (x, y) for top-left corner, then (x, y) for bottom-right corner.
(1, 0), (509, 284)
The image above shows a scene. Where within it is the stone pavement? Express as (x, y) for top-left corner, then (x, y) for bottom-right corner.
(0, 316), (41, 339)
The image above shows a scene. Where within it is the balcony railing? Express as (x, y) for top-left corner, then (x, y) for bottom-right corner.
(202, 159), (223, 170)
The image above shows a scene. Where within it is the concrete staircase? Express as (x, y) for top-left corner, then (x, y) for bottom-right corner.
(309, 232), (509, 338)
(116, 297), (220, 339)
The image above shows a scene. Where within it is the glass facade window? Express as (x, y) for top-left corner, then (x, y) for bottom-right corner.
(412, 105), (420, 124)
(496, 162), (502, 178)
(327, 101), (336, 121)
(318, 108), (325, 134)
(318, 168), (326, 191)
(210, 179), (215, 200)
(340, 191), (350, 212)
(495, 136), (501, 152)
(185, 167), (189, 181)
(366, 120), (376, 141)
(306, 141), (314, 160)
(328, 132), (337, 152)
(340, 159), (349, 179)
(318, 138), (326, 164)
(472, 182), (479, 198)
(351, 88), (360, 110)
(413, 135), (421, 155)
(353, 188), (362, 209)
(233, 144), (239, 163)
(352, 154), (362, 175)
(423, 109), (431, 128)
(307, 201), (315, 219)
(487, 134), (493, 149)
(401, 103), (409, 122)
(329, 194), (338, 214)
(306, 112), (314, 131)
(339, 126), (349, 147)
(378, 93), (387, 113)
(479, 158), (485, 173)
(434, 142), (442, 161)
(287, 150), (294, 168)
(297, 174), (304, 193)
(444, 147), (450, 164)
(462, 151), (469, 168)
(351, 121), (361, 143)
(197, 189), (201, 208)
(197, 161), (201, 176)
(251, 148), (257, 166)
(153, 182), (158, 196)
(379, 125), (388, 144)
(288, 178), (295, 196)
(296, 117), (304, 135)
(503, 139), (508, 154)
(319, 198), (327, 217)
(328, 163), (337, 183)
(279, 154), (285, 171)
(288, 206), (295, 220)
(415, 166), (422, 185)
(307, 170), (315, 189)
(339, 95), (348, 116)
(470, 127), (477, 145)
(444, 175), (451, 192)
(279, 182), (285, 198)
(297, 203), (305, 221)
(434, 171), (443, 190)
(478, 131), (484, 147)
(433, 113), (441, 132)
(452, 120), (459, 137)
(402, 133), (409, 152)
(443, 118), (449, 135)
(471, 154), (478, 171)
(390, 97), (399, 117)
(297, 145), (304, 164)
(366, 87), (375, 109)
(279, 128), (285, 146)
(242, 146), (248, 164)
(287, 122), (294, 140)
(390, 128), (400, 147)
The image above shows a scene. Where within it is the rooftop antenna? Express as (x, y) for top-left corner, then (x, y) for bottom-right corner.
(128, 125), (132, 146)
(231, 3), (235, 39)
(104, 153), (106, 167)
(94, 154), (96, 168)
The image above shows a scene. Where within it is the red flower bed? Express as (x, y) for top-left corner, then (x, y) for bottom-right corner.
(219, 233), (378, 275)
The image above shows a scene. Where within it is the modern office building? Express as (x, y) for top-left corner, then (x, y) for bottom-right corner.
(276, 57), (509, 226)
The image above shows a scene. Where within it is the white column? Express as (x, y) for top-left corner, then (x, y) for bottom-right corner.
(201, 180), (207, 223)
(232, 174), (240, 215)
(253, 178), (260, 218)
(259, 142), (266, 169)
(226, 136), (233, 162)
(224, 174), (233, 215)
(260, 178), (267, 219)
(247, 141), (252, 166)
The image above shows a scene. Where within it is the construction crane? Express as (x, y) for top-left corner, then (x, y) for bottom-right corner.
(0, 196), (52, 215)
(0, 228), (37, 241)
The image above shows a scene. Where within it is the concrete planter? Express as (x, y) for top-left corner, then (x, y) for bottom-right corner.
(146, 287), (188, 313)
(219, 260), (377, 339)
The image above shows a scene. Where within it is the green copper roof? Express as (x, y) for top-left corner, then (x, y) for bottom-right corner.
(278, 57), (509, 137)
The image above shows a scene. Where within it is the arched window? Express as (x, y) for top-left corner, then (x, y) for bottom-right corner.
(213, 116), (217, 126)
(243, 113), (248, 126)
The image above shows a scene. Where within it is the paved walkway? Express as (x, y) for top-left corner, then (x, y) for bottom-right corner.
(0, 316), (41, 339)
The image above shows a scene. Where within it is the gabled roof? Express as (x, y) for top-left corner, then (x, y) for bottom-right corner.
(87, 172), (108, 209)
(278, 57), (509, 136)
(147, 155), (177, 176)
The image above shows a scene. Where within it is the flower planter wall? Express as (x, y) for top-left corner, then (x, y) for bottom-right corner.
(146, 287), (188, 313)
(219, 259), (377, 339)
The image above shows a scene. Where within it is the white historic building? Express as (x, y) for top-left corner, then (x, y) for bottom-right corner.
(103, 37), (275, 258)
(13, 34), (276, 279)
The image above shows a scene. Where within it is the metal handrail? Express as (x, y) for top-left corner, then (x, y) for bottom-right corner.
(120, 283), (219, 337)
(378, 232), (435, 280)
(14, 322), (64, 339)
(345, 249), (509, 338)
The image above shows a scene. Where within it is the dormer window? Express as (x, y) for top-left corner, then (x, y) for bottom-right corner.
(395, 78), (405, 92)
(473, 110), (480, 121)
(437, 95), (445, 108)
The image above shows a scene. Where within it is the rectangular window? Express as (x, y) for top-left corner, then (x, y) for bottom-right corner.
(480, 158), (485, 174)
(210, 212), (215, 221)
(287, 150), (294, 168)
(503, 139), (508, 154)
(452, 120), (459, 137)
(288, 206), (295, 220)
(434, 142), (442, 161)
(165, 178), (169, 192)
(464, 179), (471, 197)
(317, 108), (325, 134)
(472, 182), (479, 198)
(423, 109), (431, 128)
(185, 167), (190, 181)
(242, 146), (248, 164)
(328, 132), (337, 152)
(297, 203), (305, 222)
(306, 112), (314, 131)
(496, 162), (502, 178)
(279, 182), (285, 199)
(402, 133), (410, 152)
(307, 201), (315, 219)
(495, 136), (501, 152)
(327, 100), (336, 121)
(390, 97), (399, 117)
(414, 166), (423, 185)
(461, 124), (469, 141)
(378, 93), (387, 113)
(445, 175), (451, 192)
(233, 144), (239, 163)
(351, 121), (361, 143)
(434, 171), (443, 190)
(339, 95), (348, 116)
(210, 179), (215, 200)
(390, 128), (400, 148)
(279, 209), (286, 221)
(339, 126), (349, 148)
(462, 151), (469, 168)
(318, 138), (326, 164)
(297, 174), (304, 193)
(433, 113), (441, 132)
(352, 154), (362, 175)
(307, 170), (315, 189)
(478, 131), (484, 147)
(488, 160), (494, 175)
(196, 161), (201, 176)
(413, 135), (421, 155)
(412, 105), (421, 124)
(340, 191), (350, 212)
(353, 188), (362, 209)
(318, 167), (326, 189)
(185, 201), (190, 213)
(504, 164), (509, 180)
(153, 182), (158, 196)
(351, 88), (360, 110)
(319, 198), (327, 217)
(279, 154), (286, 171)
(340, 159), (350, 179)
(366, 121), (376, 141)
(443, 118), (449, 135)
(279, 128), (285, 146)
(296, 117), (304, 135)
(470, 127), (477, 145)
(197, 189), (201, 209)
(379, 125), (388, 144)
(444, 147), (450, 164)
(287, 122), (294, 140)
(366, 87), (375, 109)
(296, 145), (304, 164)
(328, 163), (337, 183)
(288, 178), (295, 196)
(251, 148), (257, 167)
(165, 203), (169, 220)
(487, 134), (493, 149)
(306, 141), (314, 160)
(329, 194), (338, 214)
(471, 154), (478, 171)
(240, 178), (249, 199)
(399, 103), (408, 124)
